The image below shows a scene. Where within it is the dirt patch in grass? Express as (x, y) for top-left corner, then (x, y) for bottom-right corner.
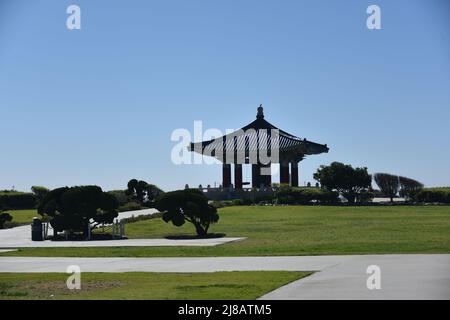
(0, 271), (310, 300)
(0, 279), (123, 299)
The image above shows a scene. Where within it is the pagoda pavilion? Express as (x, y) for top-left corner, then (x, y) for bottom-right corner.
(189, 105), (329, 189)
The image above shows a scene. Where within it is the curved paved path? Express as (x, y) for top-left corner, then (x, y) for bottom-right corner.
(0, 254), (449, 299)
(259, 254), (450, 300)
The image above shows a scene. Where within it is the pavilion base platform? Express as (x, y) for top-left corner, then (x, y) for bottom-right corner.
(0, 225), (246, 248)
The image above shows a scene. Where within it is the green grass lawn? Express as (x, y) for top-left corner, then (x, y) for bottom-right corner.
(0, 271), (309, 300)
(2, 205), (449, 257)
(5, 209), (39, 225)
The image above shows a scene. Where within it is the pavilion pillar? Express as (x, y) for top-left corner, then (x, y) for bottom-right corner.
(260, 163), (271, 188)
(280, 161), (290, 185)
(222, 164), (231, 188)
(291, 162), (299, 187)
(252, 164), (261, 189)
(234, 164), (243, 189)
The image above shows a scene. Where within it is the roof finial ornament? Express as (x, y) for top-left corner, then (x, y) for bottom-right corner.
(257, 104), (264, 119)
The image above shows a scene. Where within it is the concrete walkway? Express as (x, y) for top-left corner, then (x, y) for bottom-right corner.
(260, 254), (450, 300)
(0, 254), (448, 299)
(0, 255), (347, 273)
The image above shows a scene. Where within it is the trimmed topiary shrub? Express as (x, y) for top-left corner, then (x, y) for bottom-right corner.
(374, 173), (399, 202)
(31, 186), (49, 206)
(0, 210), (13, 229)
(155, 189), (219, 237)
(38, 186), (118, 236)
(399, 176), (424, 200)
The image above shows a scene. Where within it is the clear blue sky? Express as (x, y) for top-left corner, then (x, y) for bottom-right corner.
(0, 0), (449, 192)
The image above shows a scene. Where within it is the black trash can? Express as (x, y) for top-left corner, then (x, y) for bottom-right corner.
(31, 217), (43, 241)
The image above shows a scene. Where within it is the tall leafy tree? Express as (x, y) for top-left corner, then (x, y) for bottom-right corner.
(313, 162), (372, 203)
(126, 179), (163, 206)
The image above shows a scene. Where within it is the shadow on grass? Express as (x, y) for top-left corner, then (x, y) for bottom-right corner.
(50, 234), (128, 241)
(165, 233), (226, 240)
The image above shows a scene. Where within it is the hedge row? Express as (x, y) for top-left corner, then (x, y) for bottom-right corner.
(415, 188), (450, 204)
(0, 192), (36, 209)
(211, 199), (255, 208)
(118, 201), (143, 212)
(276, 187), (339, 205)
